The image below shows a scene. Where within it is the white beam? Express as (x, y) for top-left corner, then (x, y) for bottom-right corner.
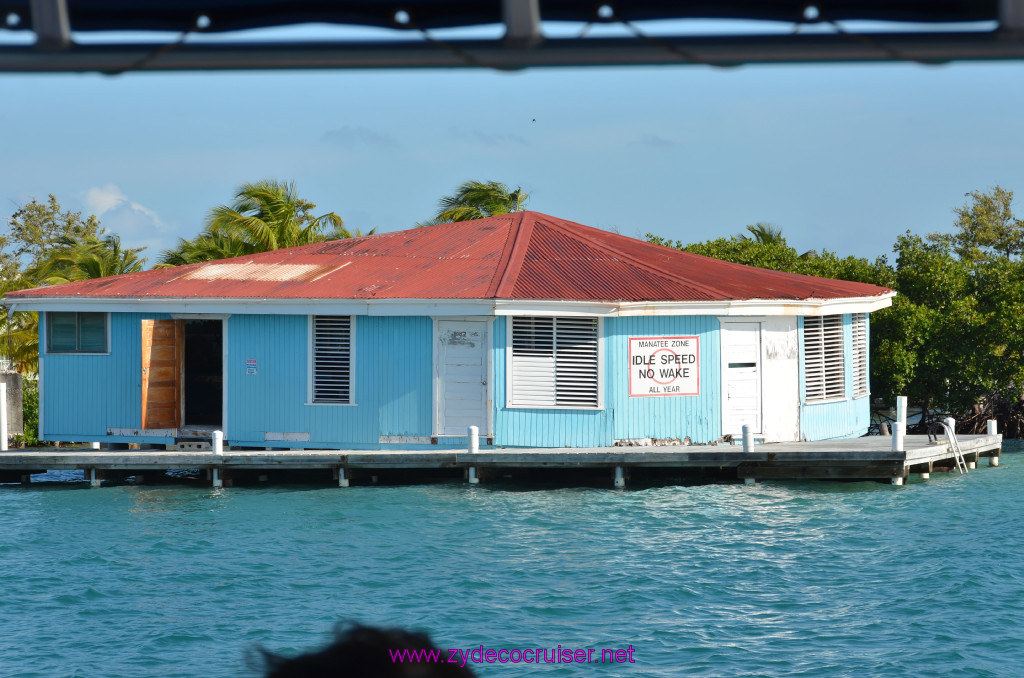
(30, 0), (70, 51)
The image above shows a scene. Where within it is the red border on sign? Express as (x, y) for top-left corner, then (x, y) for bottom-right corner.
(628, 336), (700, 397)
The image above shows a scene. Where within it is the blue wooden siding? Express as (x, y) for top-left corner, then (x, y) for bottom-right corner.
(797, 313), (872, 440)
(41, 312), (174, 443)
(227, 314), (433, 448)
(44, 309), (879, 447)
(491, 316), (612, 447)
(605, 315), (721, 443)
(491, 315), (721, 447)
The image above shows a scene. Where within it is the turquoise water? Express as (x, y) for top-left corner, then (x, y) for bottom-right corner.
(2, 445), (1023, 677)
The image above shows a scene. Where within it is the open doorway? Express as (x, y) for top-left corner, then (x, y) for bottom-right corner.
(183, 319), (223, 427)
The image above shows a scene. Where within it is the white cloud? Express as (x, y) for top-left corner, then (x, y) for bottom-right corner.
(80, 184), (175, 259)
(83, 183), (164, 226)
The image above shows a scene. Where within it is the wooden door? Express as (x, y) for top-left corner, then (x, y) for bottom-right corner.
(722, 322), (763, 435)
(141, 319), (183, 430)
(436, 320), (488, 436)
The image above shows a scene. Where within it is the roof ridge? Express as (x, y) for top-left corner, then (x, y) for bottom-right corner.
(539, 215), (728, 299)
(488, 212), (532, 298)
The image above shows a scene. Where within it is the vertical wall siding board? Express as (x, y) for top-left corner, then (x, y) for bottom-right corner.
(377, 317), (433, 437)
(493, 314), (719, 448)
(607, 315), (720, 444)
(225, 314), (433, 448)
(42, 312), (170, 440)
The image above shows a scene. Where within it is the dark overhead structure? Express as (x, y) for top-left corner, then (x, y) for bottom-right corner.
(1, 0), (1024, 73)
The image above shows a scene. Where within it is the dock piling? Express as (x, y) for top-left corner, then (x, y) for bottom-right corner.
(614, 466), (625, 489)
(468, 426), (479, 454)
(741, 425), (752, 453)
(468, 467), (479, 484)
(338, 467), (349, 487)
(891, 422), (905, 452)
(90, 441), (100, 450)
(891, 476), (905, 486)
(88, 468), (101, 488)
(896, 396), (908, 429)
(212, 430), (224, 456)
(211, 467), (222, 488)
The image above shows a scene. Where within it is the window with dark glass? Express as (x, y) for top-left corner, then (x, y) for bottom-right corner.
(47, 312), (107, 353)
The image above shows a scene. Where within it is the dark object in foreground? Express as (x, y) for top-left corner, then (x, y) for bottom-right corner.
(261, 623), (476, 678)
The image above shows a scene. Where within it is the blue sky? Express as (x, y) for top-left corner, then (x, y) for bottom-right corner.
(2, 34), (1023, 263)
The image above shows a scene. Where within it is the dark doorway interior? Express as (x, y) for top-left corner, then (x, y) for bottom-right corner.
(184, 320), (223, 426)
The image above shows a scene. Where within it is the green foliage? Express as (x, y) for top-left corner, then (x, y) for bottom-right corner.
(30, 234), (146, 284)
(4, 195), (102, 273)
(12, 380), (39, 447)
(942, 185), (1024, 262)
(646, 187), (1024, 425)
(158, 179), (365, 266)
(419, 180), (529, 226)
(1, 195), (115, 376)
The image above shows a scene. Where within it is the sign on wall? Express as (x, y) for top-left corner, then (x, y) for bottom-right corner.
(628, 336), (700, 397)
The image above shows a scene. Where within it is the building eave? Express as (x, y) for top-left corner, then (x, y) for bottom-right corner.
(3, 291), (895, 317)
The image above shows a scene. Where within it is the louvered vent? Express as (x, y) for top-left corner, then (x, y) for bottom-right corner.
(511, 316), (599, 408)
(312, 315), (352, 403)
(852, 313), (868, 397)
(804, 315), (845, 401)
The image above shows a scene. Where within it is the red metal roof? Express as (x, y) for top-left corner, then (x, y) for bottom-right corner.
(5, 212), (892, 303)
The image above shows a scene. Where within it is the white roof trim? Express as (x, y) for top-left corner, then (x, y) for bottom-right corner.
(3, 291), (894, 317)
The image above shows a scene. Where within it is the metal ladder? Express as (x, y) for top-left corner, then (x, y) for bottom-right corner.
(938, 419), (968, 474)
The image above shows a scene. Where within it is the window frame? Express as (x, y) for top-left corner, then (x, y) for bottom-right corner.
(307, 315), (356, 406)
(505, 315), (604, 410)
(45, 311), (110, 354)
(802, 314), (846, 403)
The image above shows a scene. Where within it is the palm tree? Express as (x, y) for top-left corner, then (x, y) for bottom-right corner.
(158, 180), (370, 266)
(419, 180), (529, 226)
(30, 234), (146, 284)
(737, 222), (785, 244)
(3, 234), (146, 375)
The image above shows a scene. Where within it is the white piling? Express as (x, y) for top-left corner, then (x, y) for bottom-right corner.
(891, 422), (905, 452)
(468, 467), (479, 485)
(614, 466), (625, 489)
(967, 461), (977, 470)
(896, 396), (908, 428)
(213, 430), (223, 456)
(990, 456), (1000, 467)
(338, 467), (349, 487)
(0, 381), (7, 452)
(741, 425), (752, 453)
(468, 425), (479, 454)
(891, 476), (905, 486)
(89, 468), (100, 488)
(987, 420), (998, 436)
(744, 477), (756, 485)
(212, 467), (222, 488)
(919, 472), (930, 480)
(90, 441), (100, 450)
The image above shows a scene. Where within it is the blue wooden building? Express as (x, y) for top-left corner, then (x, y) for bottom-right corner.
(5, 212), (893, 449)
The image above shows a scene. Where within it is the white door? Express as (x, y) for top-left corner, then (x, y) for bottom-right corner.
(437, 320), (488, 436)
(722, 322), (762, 434)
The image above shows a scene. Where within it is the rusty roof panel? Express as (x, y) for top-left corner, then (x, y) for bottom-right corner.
(5, 211), (892, 303)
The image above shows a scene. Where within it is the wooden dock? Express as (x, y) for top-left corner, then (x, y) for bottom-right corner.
(0, 433), (1003, 487)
